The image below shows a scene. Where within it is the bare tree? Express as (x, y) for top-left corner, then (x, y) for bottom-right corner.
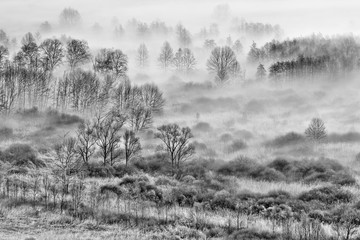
(0, 45), (9, 67)
(39, 38), (64, 72)
(173, 48), (196, 74)
(158, 41), (174, 71)
(207, 46), (239, 83)
(139, 83), (165, 114)
(66, 39), (91, 69)
(305, 118), (327, 142)
(128, 105), (152, 132)
(0, 62), (17, 114)
(76, 120), (96, 167)
(136, 43), (149, 68)
(94, 48), (128, 77)
(123, 130), (141, 166)
(94, 114), (126, 166)
(155, 124), (195, 172)
(59, 8), (81, 28)
(53, 136), (78, 212)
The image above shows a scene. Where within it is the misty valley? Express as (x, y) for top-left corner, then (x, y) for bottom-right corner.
(1, 1), (360, 240)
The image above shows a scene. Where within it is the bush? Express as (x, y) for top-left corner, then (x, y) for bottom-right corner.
(211, 190), (236, 210)
(113, 164), (138, 177)
(226, 139), (247, 153)
(299, 186), (353, 204)
(228, 228), (280, 240)
(267, 158), (290, 172)
(192, 122), (212, 132)
(45, 109), (83, 126)
(217, 156), (258, 176)
(234, 129), (253, 140)
(265, 132), (305, 148)
(155, 176), (178, 186)
(134, 153), (170, 174)
(250, 167), (286, 182)
(2, 143), (45, 168)
(15, 107), (40, 118)
(87, 163), (115, 178)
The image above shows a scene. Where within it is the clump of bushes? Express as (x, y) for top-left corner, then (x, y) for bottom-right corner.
(266, 158), (356, 186)
(1, 143), (45, 168)
(87, 162), (116, 178)
(299, 185), (353, 205)
(265, 132), (305, 148)
(45, 109), (83, 126)
(216, 157), (355, 185)
(228, 228), (280, 240)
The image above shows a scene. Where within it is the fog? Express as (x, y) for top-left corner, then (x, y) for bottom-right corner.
(1, 0), (360, 37)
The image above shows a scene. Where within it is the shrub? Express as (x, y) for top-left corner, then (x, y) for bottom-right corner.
(171, 186), (198, 207)
(299, 186), (353, 205)
(228, 228), (280, 240)
(15, 107), (40, 118)
(134, 153), (170, 174)
(265, 132), (305, 148)
(2, 143), (45, 168)
(113, 164), (138, 178)
(182, 175), (195, 183)
(217, 156), (258, 176)
(226, 139), (247, 153)
(250, 167), (286, 182)
(192, 122), (212, 132)
(45, 109), (83, 126)
(88, 163), (115, 178)
(211, 190), (236, 210)
(267, 158), (290, 172)
(155, 176), (178, 186)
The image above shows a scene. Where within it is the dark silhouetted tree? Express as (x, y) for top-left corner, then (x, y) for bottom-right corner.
(155, 124), (195, 172)
(66, 39), (91, 69)
(39, 38), (64, 72)
(94, 48), (128, 77)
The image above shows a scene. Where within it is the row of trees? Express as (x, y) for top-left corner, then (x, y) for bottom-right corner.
(248, 35), (360, 80)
